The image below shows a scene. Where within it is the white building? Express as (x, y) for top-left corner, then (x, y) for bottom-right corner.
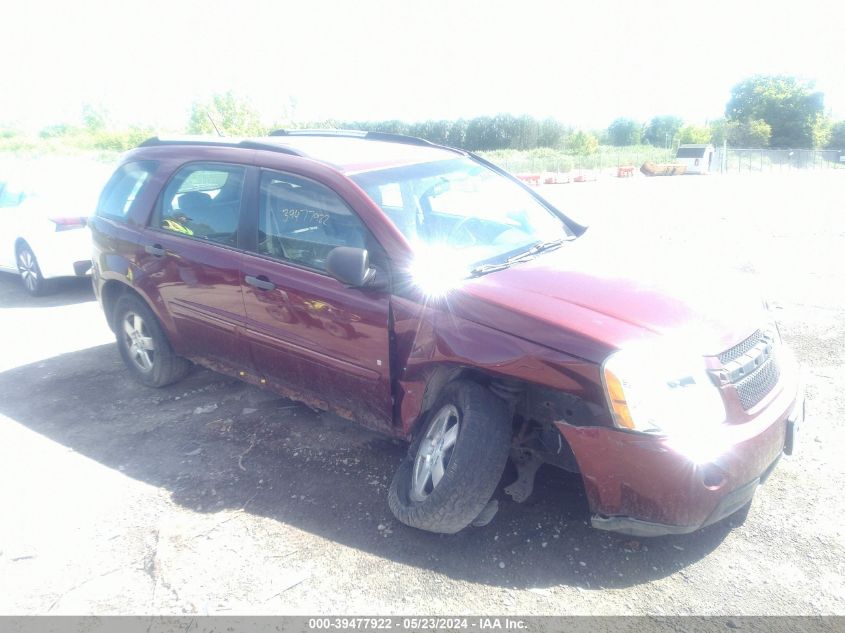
(675, 144), (715, 174)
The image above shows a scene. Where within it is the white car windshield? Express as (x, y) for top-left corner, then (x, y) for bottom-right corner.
(352, 158), (573, 270)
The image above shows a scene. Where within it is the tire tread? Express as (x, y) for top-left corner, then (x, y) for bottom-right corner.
(114, 294), (190, 388)
(388, 380), (511, 534)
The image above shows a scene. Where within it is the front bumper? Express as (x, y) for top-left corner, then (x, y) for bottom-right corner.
(590, 456), (779, 537)
(557, 369), (804, 537)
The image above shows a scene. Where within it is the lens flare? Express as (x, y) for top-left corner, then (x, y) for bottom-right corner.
(666, 426), (732, 465)
(408, 244), (470, 299)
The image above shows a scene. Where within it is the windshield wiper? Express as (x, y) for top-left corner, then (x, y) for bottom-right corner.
(508, 237), (569, 262)
(467, 237), (571, 278)
(467, 261), (514, 277)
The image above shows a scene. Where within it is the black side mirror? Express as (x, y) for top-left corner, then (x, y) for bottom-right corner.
(326, 247), (376, 288)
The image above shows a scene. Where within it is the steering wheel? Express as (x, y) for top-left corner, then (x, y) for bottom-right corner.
(447, 216), (484, 246)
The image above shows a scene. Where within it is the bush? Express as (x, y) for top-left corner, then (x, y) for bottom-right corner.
(86, 126), (153, 152)
(567, 131), (599, 155)
(39, 123), (77, 139)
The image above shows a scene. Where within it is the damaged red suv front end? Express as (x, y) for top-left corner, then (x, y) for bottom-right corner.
(92, 131), (802, 537)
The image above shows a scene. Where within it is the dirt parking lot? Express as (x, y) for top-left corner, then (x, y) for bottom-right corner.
(0, 171), (843, 616)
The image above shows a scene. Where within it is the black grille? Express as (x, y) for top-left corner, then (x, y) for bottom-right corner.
(719, 329), (763, 365)
(736, 356), (781, 410)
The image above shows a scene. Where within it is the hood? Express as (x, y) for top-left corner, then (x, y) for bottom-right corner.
(445, 238), (766, 364)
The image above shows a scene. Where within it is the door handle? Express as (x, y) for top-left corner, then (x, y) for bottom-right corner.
(245, 275), (276, 291)
(144, 243), (166, 257)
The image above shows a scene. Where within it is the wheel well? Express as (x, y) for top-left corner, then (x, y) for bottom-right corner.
(100, 280), (137, 332)
(414, 366), (492, 426)
(415, 366), (594, 473)
(14, 238), (28, 255)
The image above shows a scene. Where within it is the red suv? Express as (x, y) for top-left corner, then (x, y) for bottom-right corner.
(90, 131), (804, 536)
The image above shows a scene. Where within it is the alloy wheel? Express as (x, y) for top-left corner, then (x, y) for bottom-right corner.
(122, 312), (155, 372)
(17, 249), (39, 293)
(410, 404), (461, 502)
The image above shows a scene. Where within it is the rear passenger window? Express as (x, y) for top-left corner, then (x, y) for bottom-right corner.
(157, 163), (245, 246)
(97, 161), (157, 221)
(256, 170), (369, 272)
(0, 185), (25, 208)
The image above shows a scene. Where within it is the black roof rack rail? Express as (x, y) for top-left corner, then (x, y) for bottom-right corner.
(269, 128), (365, 138)
(269, 128), (453, 150)
(138, 136), (304, 157)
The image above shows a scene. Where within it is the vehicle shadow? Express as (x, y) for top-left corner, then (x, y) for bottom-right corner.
(0, 272), (94, 308)
(0, 344), (737, 591)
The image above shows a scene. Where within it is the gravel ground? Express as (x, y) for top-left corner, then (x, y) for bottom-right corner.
(0, 171), (842, 616)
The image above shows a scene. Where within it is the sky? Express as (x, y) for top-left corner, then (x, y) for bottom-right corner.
(2, 0), (844, 133)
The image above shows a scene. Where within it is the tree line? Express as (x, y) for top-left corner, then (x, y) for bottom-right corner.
(5, 75), (844, 155)
(186, 75), (844, 154)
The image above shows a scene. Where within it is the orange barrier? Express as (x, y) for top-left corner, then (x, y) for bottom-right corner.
(516, 173), (541, 185)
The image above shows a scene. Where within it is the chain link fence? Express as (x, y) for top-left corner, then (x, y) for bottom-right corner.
(487, 147), (676, 175)
(714, 148), (844, 173)
(482, 147), (845, 178)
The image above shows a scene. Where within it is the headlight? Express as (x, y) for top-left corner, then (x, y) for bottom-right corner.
(602, 343), (726, 436)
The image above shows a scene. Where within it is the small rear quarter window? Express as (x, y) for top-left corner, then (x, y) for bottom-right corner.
(97, 160), (158, 221)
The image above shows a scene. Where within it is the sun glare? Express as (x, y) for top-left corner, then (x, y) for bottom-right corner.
(408, 244), (471, 300)
(666, 427), (733, 466)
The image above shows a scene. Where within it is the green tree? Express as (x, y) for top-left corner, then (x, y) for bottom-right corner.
(644, 115), (683, 147)
(678, 124), (712, 144)
(512, 115), (539, 150)
(726, 75), (824, 148)
(567, 130), (598, 155)
(708, 119), (729, 145)
(488, 113), (516, 150)
(82, 104), (108, 132)
(447, 119), (468, 148)
(188, 91), (265, 136)
(827, 121), (845, 149)
(537, 117), (564, 148)
(371, 120), (409, 135)
(427, 119), (451, 145)
(607, 118), (642, 146)
(728, 119), (772, 147)
(464, 116), (493, 150)
(811, 115), (832, 149)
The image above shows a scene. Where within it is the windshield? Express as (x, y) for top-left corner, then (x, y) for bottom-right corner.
(352, 158), (573, 270)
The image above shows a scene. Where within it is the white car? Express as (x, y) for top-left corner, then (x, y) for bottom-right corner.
(0, 174), (103, 295)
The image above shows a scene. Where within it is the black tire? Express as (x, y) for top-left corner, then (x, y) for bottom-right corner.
(113, 293), (190, 388)
(388, 380), (512, 534)
(16, 243), (49, 296)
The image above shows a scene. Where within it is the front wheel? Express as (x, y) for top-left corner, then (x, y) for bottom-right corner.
(114, 294), (190, 388)
(388, 380), (512, 534)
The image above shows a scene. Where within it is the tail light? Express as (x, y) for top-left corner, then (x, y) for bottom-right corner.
(50, 217), (88, 232)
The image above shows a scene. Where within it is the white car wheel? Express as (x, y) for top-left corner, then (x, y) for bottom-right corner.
(16, 244), (47, 296)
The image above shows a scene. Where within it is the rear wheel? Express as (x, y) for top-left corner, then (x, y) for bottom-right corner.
(114, 294), (190, 387)
(16, 243), (48, 296)
(388, 380), (512, 534)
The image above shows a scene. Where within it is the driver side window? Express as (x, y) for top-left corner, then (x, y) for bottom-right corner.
(256, 170), (369, 272)
(157, 163), (245, 247)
